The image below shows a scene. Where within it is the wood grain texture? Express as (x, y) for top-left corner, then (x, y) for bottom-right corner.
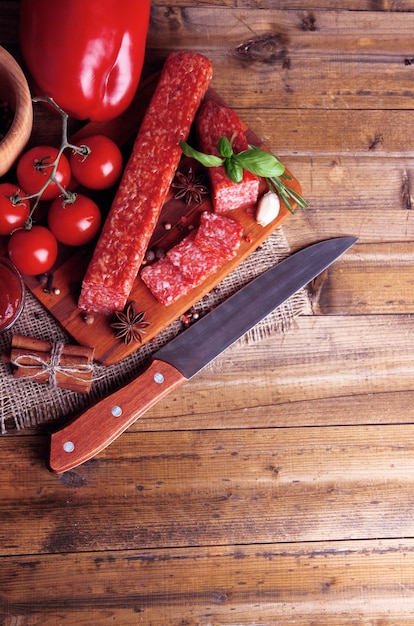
(2, 424), (414, 555)
(145, 8), (414, 110)
(2, 539), (414, 625)
(151, 0), (414, 9)
(1, 2), (414, 624)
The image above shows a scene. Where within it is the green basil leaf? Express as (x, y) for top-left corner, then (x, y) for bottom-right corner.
(217, 136), (234, 158)
(233, 147), (285, 177)
(225, 157), (243, 183)
(179, 141), (224, 168)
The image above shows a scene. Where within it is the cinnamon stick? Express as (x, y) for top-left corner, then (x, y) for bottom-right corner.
(10, 333), (95, 393)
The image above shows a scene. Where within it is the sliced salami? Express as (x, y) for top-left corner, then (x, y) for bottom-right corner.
(194, 211), (244, 258)
(167, 231), (223, 283)
(141, 212), (243, 306)
(140, 257), (193, 307)
(196, 100), (259, 214)
(78, 51), (213, 315)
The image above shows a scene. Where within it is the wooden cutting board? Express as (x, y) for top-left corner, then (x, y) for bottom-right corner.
(22, 74), (303, 365)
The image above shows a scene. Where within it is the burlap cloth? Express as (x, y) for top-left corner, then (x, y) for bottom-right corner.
(0, 228), (312, 433)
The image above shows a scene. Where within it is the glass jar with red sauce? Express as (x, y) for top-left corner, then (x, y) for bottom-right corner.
(0, 256), (25, 332)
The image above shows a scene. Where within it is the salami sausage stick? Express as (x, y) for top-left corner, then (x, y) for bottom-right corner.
(196, 100), (259, 214)
(78, 51), (213, 315)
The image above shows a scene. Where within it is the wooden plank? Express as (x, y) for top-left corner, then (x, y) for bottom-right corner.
(150, 0), (414, 9)
(237, 109), (414, 157)
(2, 424), (414, 555)
(4, 387), (414, 433)
(271, 156), (414, 247)
(147, 7), (414, 50)
(147, 388), (414, 432)
(1, 538), (414, 625)
(201, 314), (414, 400)
(145, 8), (414, 110)
(309, 242), (414, 314)
(280, 155), (414, 220)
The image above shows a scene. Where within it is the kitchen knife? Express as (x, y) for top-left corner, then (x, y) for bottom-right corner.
(49, 236), (357, 473)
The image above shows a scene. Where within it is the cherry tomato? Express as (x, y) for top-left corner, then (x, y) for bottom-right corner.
(8, 226), (58, 275)
(69, 135), (123, 190)
(16, 146), (71, 201)
(47, 193), (102, 246)
(0, 183), (30, 236)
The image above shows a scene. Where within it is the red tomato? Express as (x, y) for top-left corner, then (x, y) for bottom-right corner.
(70, 135), (123, 190)
(0, 183), (30, 236)
(47, 193), (101, 246)
(16, 146), (71, 201)
(8, 226), (58, 275)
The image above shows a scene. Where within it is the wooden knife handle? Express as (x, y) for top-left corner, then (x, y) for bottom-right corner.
(49, 359), (187, 473)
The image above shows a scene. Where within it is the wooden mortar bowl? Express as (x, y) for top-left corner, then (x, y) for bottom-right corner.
(0, 45), (33, 177)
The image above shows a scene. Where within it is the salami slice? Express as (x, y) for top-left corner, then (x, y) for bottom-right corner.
(140, 257), (192, 307)
(167, 231), (223, 283)
(141, 212), (243, 306)
(194, 211), (244, 258)
(78, 51), (213, 315)
(196, 100), (259, 214)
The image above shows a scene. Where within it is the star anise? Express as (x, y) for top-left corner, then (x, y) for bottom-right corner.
(111, 302), (150, 345)
(172, 167), (209, 204)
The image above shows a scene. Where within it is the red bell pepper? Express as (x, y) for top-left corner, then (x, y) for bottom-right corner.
(19, 0), (150, 122)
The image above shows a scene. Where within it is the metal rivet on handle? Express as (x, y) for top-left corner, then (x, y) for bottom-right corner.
(154, 372), (164, 384)
(111, 406), (123, 417)
(63, 441), (75, 453)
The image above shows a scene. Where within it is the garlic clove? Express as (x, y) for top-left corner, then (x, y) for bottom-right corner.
(255, 190), (280, 227)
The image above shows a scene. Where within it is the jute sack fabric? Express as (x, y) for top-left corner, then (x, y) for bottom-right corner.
(0, 228), (312, 433)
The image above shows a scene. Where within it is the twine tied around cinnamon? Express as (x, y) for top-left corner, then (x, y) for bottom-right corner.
(12, 341), (94, 384)
(9, 333), (95, 393)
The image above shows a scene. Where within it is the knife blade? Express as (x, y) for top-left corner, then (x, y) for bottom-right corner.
(49, 236), (357, 473)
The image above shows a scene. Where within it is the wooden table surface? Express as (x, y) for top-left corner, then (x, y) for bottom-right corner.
(2, 1), (414, 624)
